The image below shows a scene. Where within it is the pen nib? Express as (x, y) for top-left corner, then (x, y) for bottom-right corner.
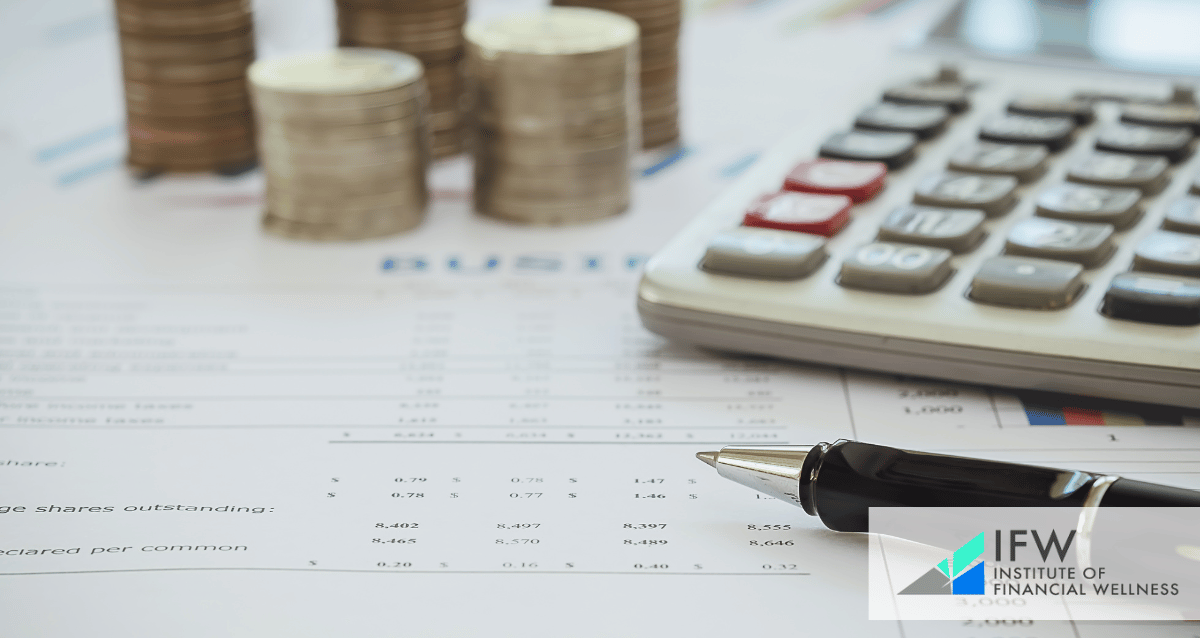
(695, 451), (719, 468)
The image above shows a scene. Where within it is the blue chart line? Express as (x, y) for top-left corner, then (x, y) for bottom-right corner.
(641, 147), (692, 177)
(720, 153), (759, 178)
(37, 124), (120, 163)
(58, 156), (121, 187)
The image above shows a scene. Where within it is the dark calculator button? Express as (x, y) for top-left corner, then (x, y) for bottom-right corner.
(1007, 96), (1095, 125)
(913, 172), (1017, 217)
(969, 256), (1084, 309)
(1095, 124), (1194, 163)
(855, 103), (949, 139)
(1066, 152), (1169, 195)
(1102, 272), (1200, 326)
(1004, 217), (1115, 268)
(883, 82), (970, 113)
(783, 159), (886, 203)
(877, 205), (985, 253)
(1132, 231), (1200, 278)
(1122, 103), (1200, 133)
(1035, 183), (1142, 229)
(743, 191), (852, 238)
(947, 142), (1048, 183)
(1164, 196), (1200, 235)
(819, 131), (917, 168)
(979, 114), (1075, 152)
(702, 228), (827, 280)
(839, 242), (953, 294)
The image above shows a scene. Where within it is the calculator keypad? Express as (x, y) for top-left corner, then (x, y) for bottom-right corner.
(1005, 218), (1115, 268)
(1007, 96), (1094, 124)
(855, 103), (949, 139)
(883, 82), (970, 113)
(1035, 183), (1142, 229)
(1121, 102), (1200, 133)
(970, 256), (1085, 309)
(914, 172), (1018, 216)
(743, 191), (852, 237)
(1132, 231), (1200, 277)
(948, 142), (1048, 183)
(1066, 152), (1169, 194)
(839, 242), (953, 293)
(877, 205), (986, 253)
(783, 159), (887, 203)
(1102, 272), (1200, 326)
(702, 228), (827, 280)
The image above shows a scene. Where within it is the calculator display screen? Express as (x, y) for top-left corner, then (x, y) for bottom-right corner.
(923, 0), (1200, 76)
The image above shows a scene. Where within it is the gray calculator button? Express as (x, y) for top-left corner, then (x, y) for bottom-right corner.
(1122, 102), (1200, 133)
(947, 142), (1048, 183)
(1164, 196), (1200, 234)
(1005, 217), (1115, 268)
(913, 172), (1018, 217)
(701, 227), (827, 280)
(839, 242), (953, 294)
(1132, 231), (1200, 277)
(1035, 183), (1142, 229)
(855, 103), (949, 139)
(979, 114), (1075, 151)
(1066, 152), (1169, 194)
(970, 256), (1085, 309)
(878, 205), (985, 253)
(1008, 96), (1095, 124)
(1102, 272), (1200, 326)
(819, 130), (917, 168)
(1095, 124), (1193, 163)
(883, 82), (970, 113)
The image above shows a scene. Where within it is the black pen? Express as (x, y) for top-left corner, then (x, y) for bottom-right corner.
(696, 441), (1200, 532)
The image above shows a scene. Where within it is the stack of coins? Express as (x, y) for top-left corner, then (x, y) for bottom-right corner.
(115, 0), (257, 173)
(335, 0), (468, 158)
(248, 49), (430, 241)
(552, 0), (682, 148)
(465, 8), (640, 225)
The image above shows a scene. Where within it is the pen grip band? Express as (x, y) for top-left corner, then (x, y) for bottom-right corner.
(812, 441), (1097, 532)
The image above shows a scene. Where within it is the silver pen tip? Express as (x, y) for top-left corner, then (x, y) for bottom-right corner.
(695, 451), (719, 468)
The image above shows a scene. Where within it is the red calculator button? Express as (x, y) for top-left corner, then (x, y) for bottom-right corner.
(743, 191), (852, 237)
(783, 159), (887, 203)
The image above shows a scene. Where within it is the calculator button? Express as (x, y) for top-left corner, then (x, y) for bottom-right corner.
(701, 227), (827, 280)
(1132, 231), (1200, 277)
(1035, 183), (1142, 229)
(839, 242), (953, 294)
(883, 82), (970, 113)
(913, 172), (1018, 217)
(855, 103), (949, 139)
(1095, 124), (1194, 163)
(1007, 96), (1095, 124)
(819, 131), (917, 169)
(947, 142), (1048, 183)
(782, 159), (886, 203)
(979, 115), (1075, 152)
(969, 256), (1085, 309)
(1102, 272), (1200, 326)
(1121, 103), (1200, 133)
(743, 191), (852, 237)
(1004, 218), (1115, 268)
(1164, 196), (1200, 234)
(1066, 152), (1169, 195)
(877, 205), (986, 253)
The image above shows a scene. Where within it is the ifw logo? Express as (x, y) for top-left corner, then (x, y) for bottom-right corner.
(899, 532), (985, 595)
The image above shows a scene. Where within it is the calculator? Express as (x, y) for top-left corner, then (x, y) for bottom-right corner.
(638, 47), (1200, 408)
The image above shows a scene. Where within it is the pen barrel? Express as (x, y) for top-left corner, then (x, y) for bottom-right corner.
(811, 441), (1098, 532)
(1101, 477), (1200, 507)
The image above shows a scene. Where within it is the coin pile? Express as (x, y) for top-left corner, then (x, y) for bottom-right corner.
(335, 0), (468, 158)
(115, 0), (257, 173)
(248, 49), (430, 241)
(552, 0), (681, 148)
(465, 8), (640, 225)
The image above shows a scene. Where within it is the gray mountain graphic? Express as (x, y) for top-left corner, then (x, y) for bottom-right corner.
(898, 567), (952, 595)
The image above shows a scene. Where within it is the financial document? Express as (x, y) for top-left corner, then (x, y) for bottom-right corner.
(4, 0), (1200, 636)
